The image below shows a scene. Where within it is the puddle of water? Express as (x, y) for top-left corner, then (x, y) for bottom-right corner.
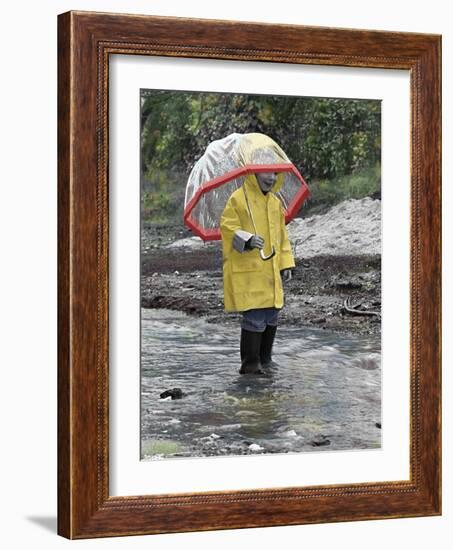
(141, 308), (381, 459)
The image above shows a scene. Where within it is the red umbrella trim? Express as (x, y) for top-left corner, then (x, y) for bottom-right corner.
(184, 163), (309, 240)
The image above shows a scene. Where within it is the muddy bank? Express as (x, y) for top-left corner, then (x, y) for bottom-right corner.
(141, 247), (381, 336)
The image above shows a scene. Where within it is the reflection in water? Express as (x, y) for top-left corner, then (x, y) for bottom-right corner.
(141, 309), (381, 459)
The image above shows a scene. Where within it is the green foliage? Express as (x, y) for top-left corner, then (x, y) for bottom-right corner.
(302, 163), (381, 216)
(140, 90), (381, 224)
(141, 167), (186, 224)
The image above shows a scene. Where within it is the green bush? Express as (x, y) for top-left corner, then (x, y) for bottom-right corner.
(140, 90), (381, 225)
(301, 163), (381, 217)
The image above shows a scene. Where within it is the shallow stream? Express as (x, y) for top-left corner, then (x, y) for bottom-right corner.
(141, 308), (381, 459)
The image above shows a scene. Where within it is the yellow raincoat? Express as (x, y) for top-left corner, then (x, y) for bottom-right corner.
(220, 174), (295, 312)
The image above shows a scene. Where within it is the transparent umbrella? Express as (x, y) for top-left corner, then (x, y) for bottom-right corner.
(183, 133), (310, 252)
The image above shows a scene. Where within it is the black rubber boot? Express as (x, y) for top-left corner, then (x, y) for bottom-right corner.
(260, 325), (278, 368)
(239, 329), (265, 375)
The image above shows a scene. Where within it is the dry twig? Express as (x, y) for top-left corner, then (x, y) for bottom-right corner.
(343, 297), (380, 317)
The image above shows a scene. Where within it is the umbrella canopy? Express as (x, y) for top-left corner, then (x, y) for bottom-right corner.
(183, 133), (310, 241)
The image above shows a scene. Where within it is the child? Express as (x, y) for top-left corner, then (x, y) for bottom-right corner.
(220, 170), (295, 375)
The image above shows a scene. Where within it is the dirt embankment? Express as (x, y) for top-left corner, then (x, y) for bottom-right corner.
(141, 198), (381, 336)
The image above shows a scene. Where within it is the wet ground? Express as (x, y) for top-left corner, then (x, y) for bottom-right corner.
(141, 309), (381, 460)
(141, 242), (381, 336)
(140, 219), (382, 459)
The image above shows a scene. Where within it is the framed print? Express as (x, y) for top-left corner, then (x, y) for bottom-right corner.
(58, 11), (441, 539)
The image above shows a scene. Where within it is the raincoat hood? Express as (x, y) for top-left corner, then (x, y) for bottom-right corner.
(243, 172), (284, 196)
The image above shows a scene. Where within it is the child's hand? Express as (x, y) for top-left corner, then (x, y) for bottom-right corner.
(281, 269), (292, 282)
(249, 235), (264, 250)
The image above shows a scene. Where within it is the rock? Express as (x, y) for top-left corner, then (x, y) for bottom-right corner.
(311, 436), (331, 447)
(313, 317), (327, 324)
(167, 236), (205, 249)
(335, 280), (363, 290)
(160, 388), (184, 400)
(249, 443), (264, 452)
(375, 422), (382, 429)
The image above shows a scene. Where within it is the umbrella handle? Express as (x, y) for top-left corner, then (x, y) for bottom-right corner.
(260, 246), (276, 261)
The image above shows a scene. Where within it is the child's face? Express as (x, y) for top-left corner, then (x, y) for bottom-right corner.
(256, 172), (278, 194)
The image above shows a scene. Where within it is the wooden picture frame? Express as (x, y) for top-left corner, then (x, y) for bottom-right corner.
(58, 10), (441, 539)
